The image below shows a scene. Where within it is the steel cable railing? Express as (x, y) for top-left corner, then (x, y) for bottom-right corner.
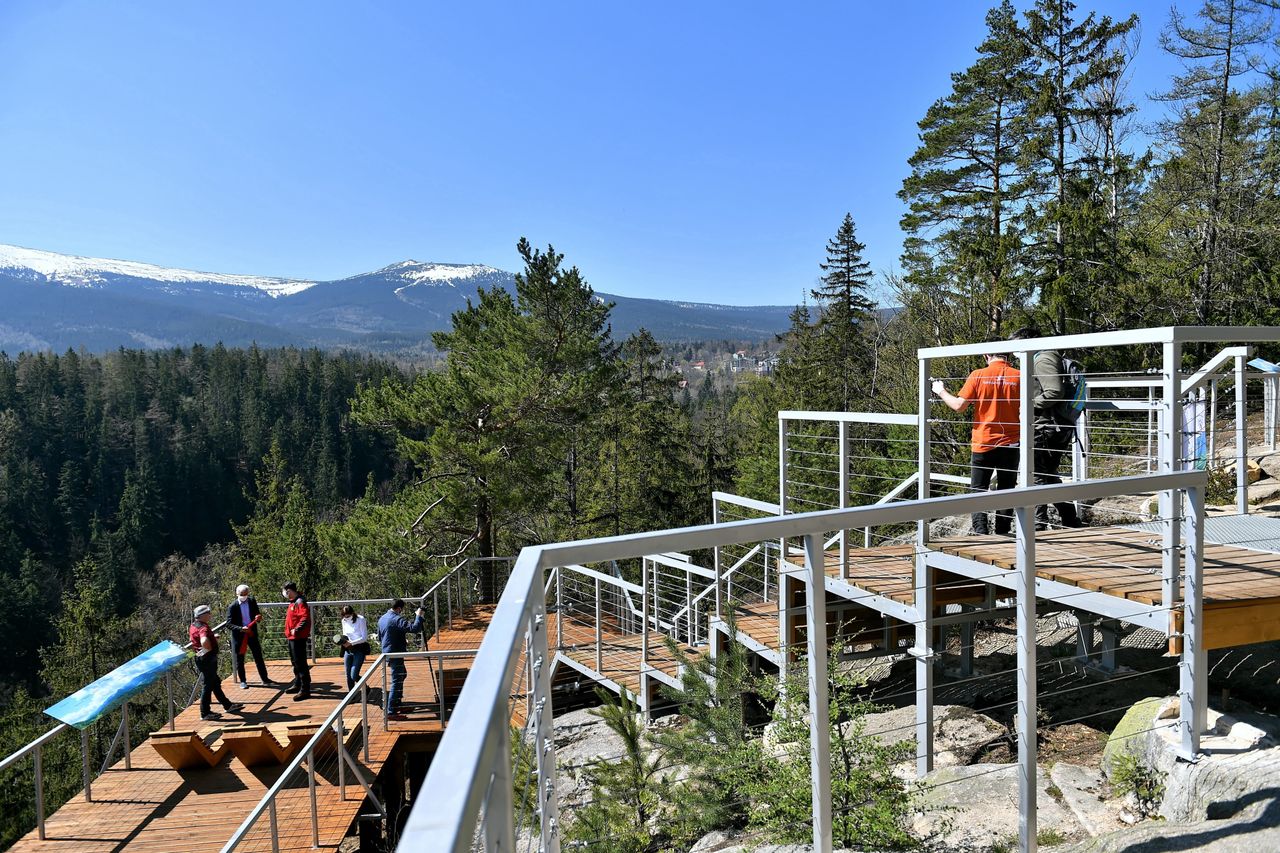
(400, 468), (1208, 853)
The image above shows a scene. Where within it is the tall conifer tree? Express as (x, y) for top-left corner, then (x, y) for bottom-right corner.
(899, 0), (1039, 337)
(810, 213), (876, 410)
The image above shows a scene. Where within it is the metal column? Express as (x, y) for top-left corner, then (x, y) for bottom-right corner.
(915, 356), (933, 777)
(529, 591), (562, 853)
(838, 419), (849, 576)
(803, 533), (833, 853)
(1181, 482), (1208, 759)
(1015, 506), (1038, 853)
(1161, 341), (1183, 610)
(1235, 355), (1248, 515)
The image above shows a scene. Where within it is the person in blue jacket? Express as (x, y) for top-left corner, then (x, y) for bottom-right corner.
(377, 598), (424, 719)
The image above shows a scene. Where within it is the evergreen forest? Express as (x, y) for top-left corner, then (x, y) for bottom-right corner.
(1, 0), (1280, 847)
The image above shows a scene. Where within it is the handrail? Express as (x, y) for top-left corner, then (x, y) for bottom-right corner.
(713, 491), (781, 515)
(779, 410), (918, 426)
(220, 647), (480, 853)
(402, 469), (1206, 852)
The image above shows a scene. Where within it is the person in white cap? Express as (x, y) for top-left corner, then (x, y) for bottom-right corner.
(226, 583), (273, 689)
(189, 605), (244, 721)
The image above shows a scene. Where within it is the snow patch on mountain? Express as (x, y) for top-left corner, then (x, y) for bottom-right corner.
(0, 244), (316, 297)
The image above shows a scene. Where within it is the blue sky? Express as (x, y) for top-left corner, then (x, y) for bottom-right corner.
(0, 1), (1188, 305)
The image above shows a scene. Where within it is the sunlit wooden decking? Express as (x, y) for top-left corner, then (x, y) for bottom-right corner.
(10, 613), (495, 853)
(816, 525), (1280, 650)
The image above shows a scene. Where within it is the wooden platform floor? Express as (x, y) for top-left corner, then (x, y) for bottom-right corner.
(13, 615), (493, 853)
(818, 525), (1280, 649)
(555, 612), (701, 698)
(731, 600), (782, 654)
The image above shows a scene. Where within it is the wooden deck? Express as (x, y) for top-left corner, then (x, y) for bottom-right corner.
(808, 525), (1280, 651)
(935, 525), (1280, 649)
(12, 616), (491, 853)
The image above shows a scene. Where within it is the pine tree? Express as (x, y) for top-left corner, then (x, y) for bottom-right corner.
(809, 213), (877, 410)
(353, 239), (620, 600)
(899, 0), (1039, 336)
(1154, 0), (1277, 326)
(1022, 0), (1138, 332)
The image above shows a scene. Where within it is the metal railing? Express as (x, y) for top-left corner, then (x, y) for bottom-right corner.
(399, 468), (1208, 853)
(220, 647), (480, 853)
(0, 617), (230, 839)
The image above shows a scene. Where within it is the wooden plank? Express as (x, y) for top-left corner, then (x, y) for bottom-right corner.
(1204, 598), (1280, 650)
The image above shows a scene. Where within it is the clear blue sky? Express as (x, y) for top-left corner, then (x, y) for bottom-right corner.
(0, 1), (1188, 305)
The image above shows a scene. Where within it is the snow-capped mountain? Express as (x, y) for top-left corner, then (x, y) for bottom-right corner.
(0, 244), (315, 297)
(0, 244), (797, 352)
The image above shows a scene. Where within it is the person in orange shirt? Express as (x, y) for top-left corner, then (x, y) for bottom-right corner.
(932, 353), (1021, 536)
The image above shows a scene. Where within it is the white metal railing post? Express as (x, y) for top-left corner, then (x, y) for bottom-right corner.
(712, 501), (723, 627)
(915, 355), (933, 777)
(122, 702), (132, 769)
(307, 749), (319, 847)
(1152, 384), (1162, 471)
(641, 559), (650, 671)
(779, 416), (788, 515)
(165, 671), (175, 731)
(1235, 354), (1248, 514)
(268, 800), (280, 853)
(838, 419), (849, 578)
(81, 728), (92, 802)
(362, 681), (371, 762)
(685, 569), (692, 645)
(1209, 378), (1219, 462)
(1162, 340), (1183, 610)
(555, 568), (564, 652)
(481, 718), (516, 852)
(1181, 483), (1208, 758)
(918, 357), (931, 527)
(336, 714), (346, 799)
(529, 594), (562, 853)
(802, 533), (833, 853)
(34, 743), (44, 840)
(1015, 504), (1038, 853)
(594, 577), (603, 673)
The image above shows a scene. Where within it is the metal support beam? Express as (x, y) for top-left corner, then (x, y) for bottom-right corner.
(838, 419), (849, 577)
(81, 728), (92, 802)
(1180, 484), (1207, 760)
(803, 533), (833, 853)
(481, 717), (516, 852)
(529, 597), (562, 853)
(1235, 355), (1248, 515)
(1162, 340), (1183, 611)
(1015, 506), (1038, 853)
(912, 545), (934, 778)
(915, 355), (933, 779)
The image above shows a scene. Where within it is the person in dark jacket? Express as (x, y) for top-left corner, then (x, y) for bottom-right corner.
(227, 583), (274, 689)
(377, 598), (424, 719)
(282, 582), (312, 701)
(1011, 328), (1083, 530)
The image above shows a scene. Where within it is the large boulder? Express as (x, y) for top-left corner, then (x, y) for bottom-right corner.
(912, 763), (1085, 850)
(1102, 696), (1280, 823)
(860, 704), (1007, 769)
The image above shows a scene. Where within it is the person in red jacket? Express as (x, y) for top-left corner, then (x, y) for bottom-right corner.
(281, 582), (312, 701)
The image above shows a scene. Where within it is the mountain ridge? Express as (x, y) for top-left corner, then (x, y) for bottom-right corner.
(0, 243), (798, 352)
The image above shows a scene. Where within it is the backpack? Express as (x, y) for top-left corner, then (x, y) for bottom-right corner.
(1055, 355), (1087, 424)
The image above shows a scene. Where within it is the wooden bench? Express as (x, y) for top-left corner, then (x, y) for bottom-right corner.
(149, 730), (229, 770)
